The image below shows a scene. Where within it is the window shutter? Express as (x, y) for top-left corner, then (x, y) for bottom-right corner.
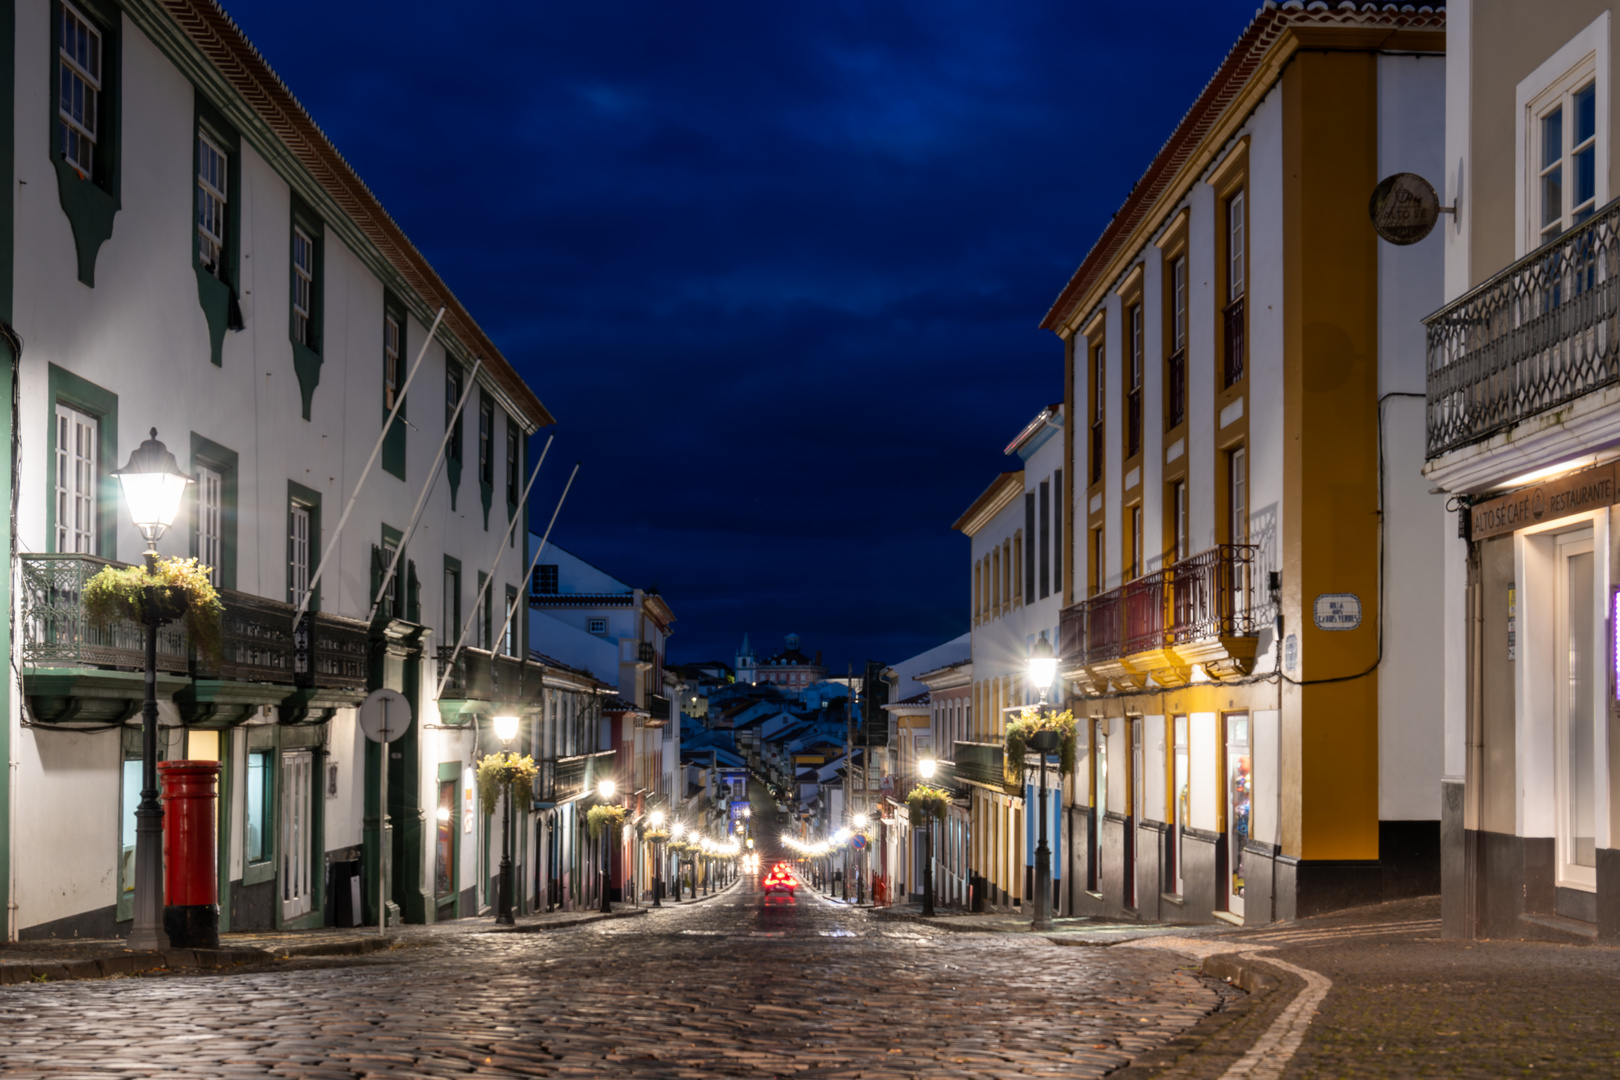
(407, 560), (420, 623)
(370, 545), (383, 616)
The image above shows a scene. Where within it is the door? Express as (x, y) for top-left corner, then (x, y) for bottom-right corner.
(435, 777), (458, 908)
(280, 751), (313, 919)
(1224, 714), (1250, 917)
(1556, 531), (1597, 890)
(1092, 719), (1107, 893)
(1171, 716), (1188, 896)
(1128, 717), (1142, 909)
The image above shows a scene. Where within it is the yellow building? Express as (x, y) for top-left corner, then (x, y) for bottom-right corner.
(1041, 3), (1447, 923)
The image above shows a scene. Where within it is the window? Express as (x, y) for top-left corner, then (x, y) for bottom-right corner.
(445, 364), (463, 462)
(1167, 255), (1188, 428)
(588, 617), (607, 635)
(534, 564), (559, 595)
(57, 2), (101, 177)
(245, 749), (273, 865)
(442, 563), (460, 645)
(504, 586), (519, 657)
(1172, 483), (1192, 570)
(289, 502), (311, 608)
(382, 538), (401, 619)
(505, 420), (520, 504)
(478, 396), (494, 487)
(1002, 538), (1012, 611)
(1053, 469), (1064, 594)
(1223, 192), (1246, 388)
(292, 227), (314, 347)
(477, 572), (491, 650)
(1090, 339), (1105, 485)
(196, 131), (227, 276)
(54, 403), (96, 554)
(1024, 493), (1036, 604)
(1012, 529), (1023, 608)
(384, 316), (401, 411)
(1538, 81), (1598, 243)
(1091, 527), (1104, 597)
(196, 463), (222, 586)
(1039, 479), (1051, 599)
(1128, 505), (1142, 581)
(1126, 303), (1143, 457)
(991, 547), (1001, 612)
(1229, 446), (1249, 617)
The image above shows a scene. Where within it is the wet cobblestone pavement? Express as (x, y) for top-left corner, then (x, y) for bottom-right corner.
(0, 882), (1222, 1079)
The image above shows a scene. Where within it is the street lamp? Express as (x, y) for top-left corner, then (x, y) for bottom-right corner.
(112, 429), (193, 952)
(918, 758), (937, 917)
(649, 810), (665, 907)
(1028, 631), (1059, 931)
(597, 778), (617, 913)
(492, 714), (520, 925)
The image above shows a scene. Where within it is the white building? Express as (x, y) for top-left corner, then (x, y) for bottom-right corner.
(3, 0), (570, 939)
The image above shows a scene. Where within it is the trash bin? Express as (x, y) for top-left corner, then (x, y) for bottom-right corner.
(970, 873), (987, 913)
(160, 760), (220, 948)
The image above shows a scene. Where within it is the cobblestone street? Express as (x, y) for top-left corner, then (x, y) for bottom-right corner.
(0, 882), (1222, 1079)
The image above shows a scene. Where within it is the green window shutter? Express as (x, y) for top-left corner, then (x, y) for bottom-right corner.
(407, 560), (420, 624)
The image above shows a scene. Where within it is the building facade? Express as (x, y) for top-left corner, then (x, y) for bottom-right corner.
(1043, 3), (1448, 924)
(1428, 1), (1620, 940)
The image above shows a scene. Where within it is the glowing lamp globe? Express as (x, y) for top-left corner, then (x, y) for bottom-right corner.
(492, 714), (520, 745)
(918, 758), (936, 780)
(649, 810), (665, 828)
(853, 813), (868, 829)
(1028, 631), (1059, 692)
(113, 429), (193, 547)
(596, 778), (616, 800)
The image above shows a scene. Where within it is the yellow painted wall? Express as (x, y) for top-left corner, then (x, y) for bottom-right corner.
(1280, 49), (1381, 861)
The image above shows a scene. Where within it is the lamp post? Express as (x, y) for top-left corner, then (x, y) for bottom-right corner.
(671, 822), (685, 899)
(113, 429), (193, 952)
(597, 778), (616, 913)
(492, 714), (520, 925)
(649, 810), (665, 907)
(1028, 631), (1060, 932)
(918, 758), (937, 918)
(853, 812), (868, 904)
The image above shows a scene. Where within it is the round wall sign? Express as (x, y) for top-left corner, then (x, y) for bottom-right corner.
(1369, 172), (1441, 245)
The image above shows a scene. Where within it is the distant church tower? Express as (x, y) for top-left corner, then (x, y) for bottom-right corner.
(736, 633), (757, 685)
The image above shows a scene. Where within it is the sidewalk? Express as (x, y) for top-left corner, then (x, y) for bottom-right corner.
(0, 882), (738, 986)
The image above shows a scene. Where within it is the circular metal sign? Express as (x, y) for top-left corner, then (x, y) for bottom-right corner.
(1369, 172), (1440, 245)
(358, 688), (412, 743)
(850, 834), (867, 850)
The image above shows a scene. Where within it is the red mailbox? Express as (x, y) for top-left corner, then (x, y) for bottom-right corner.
(159, 760), (220, 948)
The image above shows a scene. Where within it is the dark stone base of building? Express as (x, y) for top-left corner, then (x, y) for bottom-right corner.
(1444, 824), (1619, 942)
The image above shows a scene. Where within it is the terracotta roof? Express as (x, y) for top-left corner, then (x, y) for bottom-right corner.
(158, 0), (553, 428)
(1039, 0), (1445, 334)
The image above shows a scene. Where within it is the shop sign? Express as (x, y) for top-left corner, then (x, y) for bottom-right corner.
(1470, 462), (1620, 541)
(1313, 593), (1362, 631)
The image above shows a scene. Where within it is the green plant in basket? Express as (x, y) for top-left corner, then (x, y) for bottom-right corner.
(587, 803), (626, 839)
(905, 784), (952, 822)
(82, 556), (224, 664)
(1004, 706), (1078, 779)
(475, 752), (538, 815)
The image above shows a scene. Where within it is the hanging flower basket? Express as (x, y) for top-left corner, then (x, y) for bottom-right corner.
(82, 556), (224, 663)
(643, 828), (671, 843)
(905, 784), (952, 822)
(587, 803), (626, 839)
(475, 752), (538, 815)
(1005, 706), (1078, 778)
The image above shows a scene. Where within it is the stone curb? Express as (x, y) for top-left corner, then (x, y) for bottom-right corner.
(0, 935), (395, 985)
(1200, 951), (1284, 994)
(483, 907), (648, 934)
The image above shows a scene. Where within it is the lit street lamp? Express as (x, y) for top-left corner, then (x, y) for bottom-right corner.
(1028, 631), (1059, 932)
(492, 714), (520, 925)
(113, 429), (193, 952)
(918, 758), (937, 918)
(597, 778), (617, 913)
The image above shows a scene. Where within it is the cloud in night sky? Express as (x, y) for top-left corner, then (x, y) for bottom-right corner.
(223, 0), (1259, 669)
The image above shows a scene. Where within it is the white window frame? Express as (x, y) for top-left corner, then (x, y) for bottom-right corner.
(1227, 191), (1246, 303)
(289, 503), (311, 607)
(55, 402), (96, 554)
(1516, 13), (1611, 258)
(58, 2), (100, 177)
(383, 315), (401, 410)
(197, 130), (227, 275)
(292, 226), (314, 346)
(1171, 256), (1188, 353)
(196, 463), (223, 586)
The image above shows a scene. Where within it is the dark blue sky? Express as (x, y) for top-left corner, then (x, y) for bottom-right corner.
(228, 0), (1257, 670)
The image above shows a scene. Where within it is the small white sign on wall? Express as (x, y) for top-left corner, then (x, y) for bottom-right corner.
(1313, 593), (1362, 632)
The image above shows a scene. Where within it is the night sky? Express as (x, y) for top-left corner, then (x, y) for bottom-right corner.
(227, 0), (1257, 671)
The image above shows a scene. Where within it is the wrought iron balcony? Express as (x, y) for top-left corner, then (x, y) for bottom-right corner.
(1223, 296), (1245, 387)
(953, 741), (1013, 791)
(1127, 387), (1143, 457)
(1426, 197), (1620, 458)
(1167, 348), (1187, 428)
(550, 749), (617, 804)
(647, 693), (671, 724)
(22, 554), (188, 673)
(292, 611), (369, 691)
(1060, 544), (1259, 679)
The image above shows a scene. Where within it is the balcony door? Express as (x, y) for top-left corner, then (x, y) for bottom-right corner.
(280, 751), (313, 920)
(1224, 714), (1251, 917)
(1555, 530), (1597, 890)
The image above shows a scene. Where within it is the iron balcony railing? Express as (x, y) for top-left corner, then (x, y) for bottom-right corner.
(1425, 196), (1620, 458)
(647, 693), (670, 723)
(953, 741), (1011, 791)
(1126, 386), (1143, 457)
(22, 553), (189, 673)
(1061, 544), (1260, 669)
(435, 646), (534, 702)
(549, 749), (617, 804)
